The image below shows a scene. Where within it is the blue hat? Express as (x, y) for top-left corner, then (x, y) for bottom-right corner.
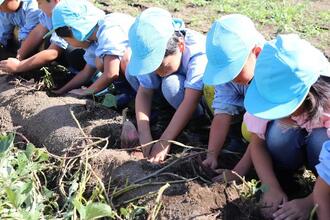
(245, 34), (330, 120)
(128, 7), (175, 76)
(50, 0), (105, 41)
(203, 14), (265, 85)
(0, 0), (4, 5)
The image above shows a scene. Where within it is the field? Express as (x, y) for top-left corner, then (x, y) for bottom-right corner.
(0, 0), (329, 219)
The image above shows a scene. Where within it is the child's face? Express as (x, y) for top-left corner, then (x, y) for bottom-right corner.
(233, 46), (261, 85)
(155, 52), (182, 77)
(36, 0), (57, 17)
(63, 37), (90, 49)
(0, 0), (21, 13)
(155, 38), (185, 77)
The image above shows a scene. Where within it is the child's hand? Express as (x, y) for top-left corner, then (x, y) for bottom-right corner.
(202, 154), (218, 170)
(273, 196), (313, 220)
(148, 141), (170, 164)
(0, 58), (20, 73)
(261, 187), (288, 219)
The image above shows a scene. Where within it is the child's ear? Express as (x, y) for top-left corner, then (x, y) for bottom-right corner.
(178, 37), (185, 52)
(252, 46), (262, 58)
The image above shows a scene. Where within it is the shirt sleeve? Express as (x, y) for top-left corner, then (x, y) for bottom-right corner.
(184, 52), (207, 91)
(0, 16), (14, 46)
(137, 73), (162, 89)
(213, 82), (247, 115)
(18, 2), (41, 42)
(95, 14), (133, 58)
(316, 141), (330, 185)
(84, 43), (98, 68)
(243, 112), (269, 140)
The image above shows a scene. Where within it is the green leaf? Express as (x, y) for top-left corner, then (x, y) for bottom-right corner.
(102, 94), (117, 108)
(25, 143), (35, 160)
(0, 133), (15, 153)
(84, 202), (113, 220)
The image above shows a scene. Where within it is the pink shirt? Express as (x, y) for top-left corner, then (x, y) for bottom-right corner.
(244, 111), (330, 140)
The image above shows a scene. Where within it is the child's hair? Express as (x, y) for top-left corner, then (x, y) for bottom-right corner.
(302, 76), (330, 122)
(164, 30), (186, 57)
(55, 26), (73, 38)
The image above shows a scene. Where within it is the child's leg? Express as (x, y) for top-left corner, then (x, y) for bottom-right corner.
(265, 120), (306, 171)
(313, 177), (330, 220)
(162, 73), (204, 116)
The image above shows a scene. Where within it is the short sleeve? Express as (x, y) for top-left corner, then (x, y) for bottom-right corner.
(95, 13), (133, 58)
(137, 73), (161, 89)
(243, 112), (269, 140)
(84, 43), (98, 68)
(213, 82), (247, 115)
(184, 53), (207, 91)
(316, 141), (330, 185)
(18, 1), (41, 41)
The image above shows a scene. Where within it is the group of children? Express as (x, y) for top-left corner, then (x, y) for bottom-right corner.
(0, 0), (329, 219)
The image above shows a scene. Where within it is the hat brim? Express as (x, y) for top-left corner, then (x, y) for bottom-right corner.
(203, 50), (249, 85)
(128, 44), (166, 76)
(244, 78), (309, 120)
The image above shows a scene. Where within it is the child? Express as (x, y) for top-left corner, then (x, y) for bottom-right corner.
(201, 14), (265, 179)
(314, 140), (330, 220)
(0, 0), (86, 74)
(49, 0), (134, 100)
(243, 34), (330, 219)
(0, 0), (41, 60)
(126, 7), (207, 163)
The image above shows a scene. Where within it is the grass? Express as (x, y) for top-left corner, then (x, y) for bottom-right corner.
(98, 0), (329, 52)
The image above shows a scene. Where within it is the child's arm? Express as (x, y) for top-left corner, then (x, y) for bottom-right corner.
(149, 88), (202, 163)
(313, 177), (330, 220)
(85, 55), (120, 94)
(135, 86), (154, 156)
(0, 43), (62, 73)
(249, 133), (288, 218)
(16, 24), (46, 60)
(53, 64), (97, 95)
(203, 113), (232, 169)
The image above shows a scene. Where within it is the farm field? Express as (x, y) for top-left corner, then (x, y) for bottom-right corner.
(0, 0), (329, 219)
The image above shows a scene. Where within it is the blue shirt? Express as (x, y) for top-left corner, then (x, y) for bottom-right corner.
(213, 82), (248, 115)
(38, 12), (68, 49)
(137, 29), (207, 91)
(316, 141), (330, 185)
(83, 13), (135, 68)
(0, 0), (41, 46)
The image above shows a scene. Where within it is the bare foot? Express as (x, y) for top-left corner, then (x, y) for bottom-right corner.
(273, 195), (313, 220)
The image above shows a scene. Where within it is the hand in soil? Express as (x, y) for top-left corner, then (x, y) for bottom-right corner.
(273, 196), (313, 220)
(0, 58), (20, 73)
(148, 141), (170, 164)
(261, 188), (288, 219)
(212, 169), (240, 183)
(202, 154), (218, 170)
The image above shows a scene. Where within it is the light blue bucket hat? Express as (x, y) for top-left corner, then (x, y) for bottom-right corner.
(128, 7), (175, 76)
(316, 141), (330, 185)
(49, 0), (105, 41)
(244, 34), (330, 120)
(203, 14), (265, 85)
(0, 0), (4, 5)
